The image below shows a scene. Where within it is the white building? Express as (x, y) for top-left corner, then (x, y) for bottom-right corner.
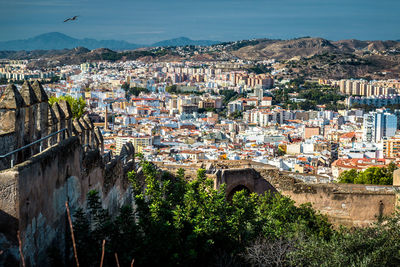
(363, 111), (397, 143)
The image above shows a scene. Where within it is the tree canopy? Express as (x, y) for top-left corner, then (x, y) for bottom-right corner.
(71, 159), (331, 266)
(338, 163), (397, 185)
(48, 95), (86, 119)
(68, 159), (400, 266)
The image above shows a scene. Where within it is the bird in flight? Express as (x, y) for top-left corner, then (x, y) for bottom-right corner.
(64, 16), (79, 23)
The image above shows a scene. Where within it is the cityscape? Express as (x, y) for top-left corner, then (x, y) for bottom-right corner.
(1, 0), (400, 266)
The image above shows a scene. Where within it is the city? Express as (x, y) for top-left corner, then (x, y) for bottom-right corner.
(1, 0), (400, 266)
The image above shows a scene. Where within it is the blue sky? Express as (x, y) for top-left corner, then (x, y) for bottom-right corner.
(0, 0), (399, 43)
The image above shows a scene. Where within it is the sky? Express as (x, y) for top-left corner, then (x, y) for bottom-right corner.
(0, 0), (399, 44)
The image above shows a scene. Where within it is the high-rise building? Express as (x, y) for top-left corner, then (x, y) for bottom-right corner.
(363, 111), (397, 143)
(383, 135), (400, 158)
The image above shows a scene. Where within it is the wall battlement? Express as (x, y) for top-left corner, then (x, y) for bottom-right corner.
(0, 81), (105, 171)
(0, 82), (135, 266)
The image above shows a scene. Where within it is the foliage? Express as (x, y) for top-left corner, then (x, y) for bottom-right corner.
(229, 110), (243, 119)
(198, 107), (217, 114)
(166, 84), (178, 94)
(247, 64), (272, 74)
(73, 159), (332, 266)
(277, 146), (286, 156)
(289, 212), (400, 266)
(219, 89), (239, 105)
(352, 103), (400, 112)
(338, 163), (397, 185)
(121, 82), (129, 91)
(272, 82), (345, 111)
(122, 83), (149, 99)
(48, 95), (86, 118)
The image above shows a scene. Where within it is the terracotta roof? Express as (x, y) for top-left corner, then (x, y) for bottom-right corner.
(340, 132), (356, 139)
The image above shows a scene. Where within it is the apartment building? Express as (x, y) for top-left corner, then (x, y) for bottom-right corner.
(383, 136), (400, 158)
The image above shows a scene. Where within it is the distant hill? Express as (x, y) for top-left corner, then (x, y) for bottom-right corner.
(152, 37), (219, 47)
(0, 32), (220, 51)
(0, 32), (143, 51)
(1, 35), (400, 80)
(230, 37), (400, 60)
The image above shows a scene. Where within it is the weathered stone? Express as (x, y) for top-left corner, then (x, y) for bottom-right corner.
(19, 81), (40, 158)
(72, 119), (83, 133)
(58, 100), (73, 138)
(120, 144), (128, 156)
(126, 142), (134, 155)
(0, 110), (17, 134)
(95, 127), (104, 142)
(0, 84), (26, 109)
(0, 136), (134, 266)
(83, 114), (94, 129)
(51, 102), (65, 121)
(47, 107), (59, 146)
(31, 81), (48, 103)
(79, 117), (89, 130)
(93, 133), (100, 148)
(72, 119), (84, 144)
(58, 100), (72, 120)
(78, 117), (90, 145)
(94, 127), (104, 154)
(48, 106), (58, 126)
(20, 81), (39, 106)
(52, 102), (67, 141)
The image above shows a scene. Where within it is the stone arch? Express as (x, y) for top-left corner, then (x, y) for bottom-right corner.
(227, 184), (251, 201)
(214, 168), (277, 199)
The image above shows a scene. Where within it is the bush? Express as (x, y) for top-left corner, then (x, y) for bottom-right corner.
(338, 163), (397, 185)
(49, 95), (86, 119)
(73, 159), (331, 266)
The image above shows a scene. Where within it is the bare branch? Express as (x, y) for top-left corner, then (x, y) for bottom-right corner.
(66, 201), (80, 267)
(17, 231), (26, 267)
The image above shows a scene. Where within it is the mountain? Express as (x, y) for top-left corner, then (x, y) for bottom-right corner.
(230, 37), (400, 60)
(0, 32), (141, 51)
(152, 37), (219, 47)
(0, 33), (220, 51)
(1, 36), (400, 80)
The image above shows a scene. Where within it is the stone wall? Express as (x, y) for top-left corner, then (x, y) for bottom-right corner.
(281, 184), (395, 227)
(0, 132), (16, 169)
(156, 161), (399, 228)
(0, 82), (135, 266)
(260, 168), (397, 227)
(0, 136), (135, 266)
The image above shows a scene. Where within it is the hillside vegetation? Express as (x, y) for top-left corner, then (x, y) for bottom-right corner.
(67, 159), (400, 266)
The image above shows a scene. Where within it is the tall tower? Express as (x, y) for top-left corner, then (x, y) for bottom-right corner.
(105, 105), (108, 130)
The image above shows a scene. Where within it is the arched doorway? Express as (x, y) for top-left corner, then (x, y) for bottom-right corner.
(227, 185), (251, 201)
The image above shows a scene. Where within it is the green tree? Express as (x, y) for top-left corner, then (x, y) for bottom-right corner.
(338, 165), (396, 185)
(289, 213), (400, 266)
(338, 169), (358, 184)
(121, 82), (130, 91)
(49, 95), (86, 119)
(166, 85), (178, 94)
(73, 159), (332, 266)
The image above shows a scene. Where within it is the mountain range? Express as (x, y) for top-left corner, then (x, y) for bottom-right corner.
(1, 36), (400, 80)
(0, 32), (220, 51)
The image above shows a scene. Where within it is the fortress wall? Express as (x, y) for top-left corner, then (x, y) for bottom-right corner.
(0, 136), (134, 266)
(0, 132), (17, 170)
(0, 82), (137, 265)
(156, 163), (398, 228)
(280, 184), (396, 227)
(0, 132), (16, 155)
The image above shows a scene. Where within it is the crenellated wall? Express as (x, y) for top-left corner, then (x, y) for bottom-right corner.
(0, 82), (136, 266)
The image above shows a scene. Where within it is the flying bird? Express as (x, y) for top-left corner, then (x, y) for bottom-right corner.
(64, 16), (79, 23)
